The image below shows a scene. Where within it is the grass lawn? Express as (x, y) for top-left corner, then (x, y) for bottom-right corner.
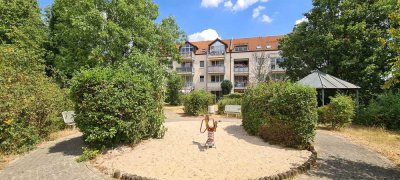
(331, 125), (400, 166)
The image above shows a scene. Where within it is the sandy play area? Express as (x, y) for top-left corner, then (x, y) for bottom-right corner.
(93, 120), (311, 180)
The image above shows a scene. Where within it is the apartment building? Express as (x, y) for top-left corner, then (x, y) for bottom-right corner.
(172, 35), (285, 99)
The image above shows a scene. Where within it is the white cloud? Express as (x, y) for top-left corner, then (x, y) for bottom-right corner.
(295, 17), (309, 25)
(188, 29), (221, 42)
(232, 0), (259, 11)
(201, 0), (224, 8)
(224, 0), (233, 8)
(261, 14), (272, 23)
(252, 5), (265, 18)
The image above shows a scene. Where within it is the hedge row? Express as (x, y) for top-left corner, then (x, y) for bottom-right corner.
(242, 82), (318, 148)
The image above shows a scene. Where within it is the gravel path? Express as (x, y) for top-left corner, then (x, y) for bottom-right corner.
(296, 130), (400, 179)
(0, 133), (110, 180)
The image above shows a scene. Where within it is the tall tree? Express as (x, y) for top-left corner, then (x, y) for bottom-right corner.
(384, 0), (400, 89)
(279, 0), (398, 102)
(47, 0), (184, 82)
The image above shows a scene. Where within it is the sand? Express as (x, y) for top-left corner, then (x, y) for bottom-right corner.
(93, 120), (311, 180)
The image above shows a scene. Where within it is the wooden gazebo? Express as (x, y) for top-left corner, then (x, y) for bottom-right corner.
(297, 70), (361, 106)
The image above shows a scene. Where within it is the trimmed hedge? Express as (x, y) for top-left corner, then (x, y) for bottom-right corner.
(318, 94), (355, 129)
(224, 93), (243, 99)
(355, 92), (400, 130)
(70, 54), (166, 148)
(221, 80), (233, 95)
(183, 90), (214, 116)
(217, 97), (242, 114)
(242, 82), (317, 148)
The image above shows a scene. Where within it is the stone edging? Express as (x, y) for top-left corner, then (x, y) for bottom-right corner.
(111, 144), (317, 180)
(254, 144), (317, 180)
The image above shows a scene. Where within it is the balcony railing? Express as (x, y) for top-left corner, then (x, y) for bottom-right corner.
(234, 66), (249, 73)
(180, 52), (193, 58)
(176, 67), (193, 73)
(183, 81), (193, 87)
(234, 81), (248, 88)
(209, 50), (225, 56)
(207, 66), (225, 73)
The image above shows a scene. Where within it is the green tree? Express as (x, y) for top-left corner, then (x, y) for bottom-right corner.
(166, 72), (183, 105)
(384, 0), (400, 88)
(47, 0), (184, 83)
(0, 0), (70, 154)
(279, 0), (398, 102)
(221, 80), (233, 95)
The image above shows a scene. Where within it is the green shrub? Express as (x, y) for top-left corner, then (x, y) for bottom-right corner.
(166, 72), (183, 105)
(355, 92), (400, 130)
(224, 93), (243, 99)
(319, 95), (355, 129)
(221, 80), (233, 95)
(242, 82), (317, 148)
(76, 147), (100, 162)
(183, 90), (214, 116)
(70, 54), (166, 148)
(217, 98), (242, 114)
(0, 47), (71, 154)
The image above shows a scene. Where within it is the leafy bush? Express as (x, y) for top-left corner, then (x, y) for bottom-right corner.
(355, 92), (400, 130)
(221, 80), (233, 95)
(70, 54), (166, 148)
(318, 95), (355, 129)
(217, 98), (242, 114)
(224, 93), (243, 99)
(77, 147), (100, 162)
(166, 72), (183, 105)
(183, 90), (214, 116)
(0, 47), (71, 154)
(242, 82), (317, 148)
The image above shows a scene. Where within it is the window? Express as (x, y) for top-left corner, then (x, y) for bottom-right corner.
(211, 61), (224, 66)
(211, 75), (224, 83)
(271, 57), (285, 70)
(209, 41), (225, 55)
(200, 61), (204, 67)
(180, 43), (194, 53)
(234, 45), (248, 52)
(200, 75), (204, 82)
(266, 45), (272, 49)
(256, 45), (262, 49)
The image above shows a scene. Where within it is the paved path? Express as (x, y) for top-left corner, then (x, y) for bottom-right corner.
(0, 133), (110, 180)
(296, 130), (400, 180)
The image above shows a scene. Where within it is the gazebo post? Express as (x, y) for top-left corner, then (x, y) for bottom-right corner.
(356, 89), (359, 107)
(321, 88), (325, 106)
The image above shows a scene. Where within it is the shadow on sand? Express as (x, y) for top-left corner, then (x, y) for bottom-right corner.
(192, 141), (207, 152)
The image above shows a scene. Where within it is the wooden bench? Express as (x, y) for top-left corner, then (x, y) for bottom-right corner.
(62, 111), (76, 129)
(224, 105), (241, 118)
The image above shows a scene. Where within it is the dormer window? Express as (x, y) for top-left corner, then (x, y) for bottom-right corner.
(256, 45), (262, 49)
(180, 43), (194, 53)
(209, 41), (225, 55)
(266, 45), (272, 49)
(234, 45), (248, 52)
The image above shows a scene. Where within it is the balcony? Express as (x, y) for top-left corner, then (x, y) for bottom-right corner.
(234, 66), (249, 73)
(234, 81), (248, 89)
(207, 66), (225, 74)
(176, 67), (194, 74)
(208, 50), (225, 60)
(180, 52), (193, 60)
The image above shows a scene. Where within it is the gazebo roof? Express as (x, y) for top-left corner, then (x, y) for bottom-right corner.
(298, 70), (360, 89)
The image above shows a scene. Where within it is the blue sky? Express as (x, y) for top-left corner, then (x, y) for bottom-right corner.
(38, 0), (313, 41)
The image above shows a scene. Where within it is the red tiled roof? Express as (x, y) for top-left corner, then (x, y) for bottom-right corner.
(188, 35), (283, 54)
